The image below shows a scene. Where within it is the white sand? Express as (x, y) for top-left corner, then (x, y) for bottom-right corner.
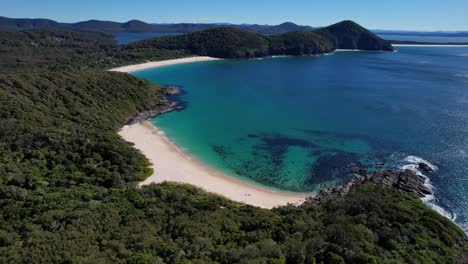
(393, 44), (468, 47)
(109, 56), (221, 73)
(119, 122), (309, 208)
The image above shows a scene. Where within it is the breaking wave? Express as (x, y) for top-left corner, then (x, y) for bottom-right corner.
(454, 73), (468, 79)
(399, 155), (456, 222)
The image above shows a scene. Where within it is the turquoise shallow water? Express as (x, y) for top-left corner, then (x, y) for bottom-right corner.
(133, 47), (468, 232)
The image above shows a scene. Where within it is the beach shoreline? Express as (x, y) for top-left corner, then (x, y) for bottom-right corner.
(393, 44), (468, 47)
(112, 55), (309, 208)
(109, 56), (221, 73)
(119, 122), (310, 208)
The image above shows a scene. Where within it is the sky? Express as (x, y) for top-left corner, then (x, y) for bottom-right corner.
(1, 0), (467, 31)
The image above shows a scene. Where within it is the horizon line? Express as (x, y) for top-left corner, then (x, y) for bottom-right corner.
(2, 15), (468, 32)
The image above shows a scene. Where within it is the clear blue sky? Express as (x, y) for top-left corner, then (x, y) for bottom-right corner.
(1, 0), (467, 31)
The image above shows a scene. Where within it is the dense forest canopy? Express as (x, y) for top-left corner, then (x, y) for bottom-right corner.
(0, 16), (316, 34)
(0, 24), (466, 263)
(126, 20), (393, 59)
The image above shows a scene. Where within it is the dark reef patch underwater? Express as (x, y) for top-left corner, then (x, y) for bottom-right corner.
(134, 46), (468, 233)
(211, 131), (397, 192)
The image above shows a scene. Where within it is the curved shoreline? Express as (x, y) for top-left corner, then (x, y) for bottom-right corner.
(111, 56), (310, 208)
(109, 56), (221, 73)
(119, 122), (309, 208)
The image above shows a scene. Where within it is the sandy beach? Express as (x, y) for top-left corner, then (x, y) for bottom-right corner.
(119, 122), (309, 208)
(393, 44), (468, 47)
(109, 56), (220, 73)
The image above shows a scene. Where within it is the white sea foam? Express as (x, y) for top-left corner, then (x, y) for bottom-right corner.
(399, 156), (457, 222)
(271, 55), (293, 58)
(403, 155), (438, 171)
(454, 73), (468, 78)
(457, 54), (468, 57)
(460, 222), (468, 235)
(427, 201), (457, 220)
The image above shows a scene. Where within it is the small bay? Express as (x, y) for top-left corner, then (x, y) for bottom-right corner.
(134, 46), (468, 232)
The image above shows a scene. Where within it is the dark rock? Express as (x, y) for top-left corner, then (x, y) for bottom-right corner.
(397, 169), (432, 197)
(368, 169), (431, 198)
(418, 162), (434, 173)
(305, 168), (433, 204)
(307, 177), (363, 203)
(352, 167), (368, 177)
(368, 169), (398, 187)
(124, 85), (182, 125)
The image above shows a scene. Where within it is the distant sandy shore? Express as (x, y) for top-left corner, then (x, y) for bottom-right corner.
(109, 56), (220, 73)
(393, 44), (468, 47)
(119, 122), (309, 208)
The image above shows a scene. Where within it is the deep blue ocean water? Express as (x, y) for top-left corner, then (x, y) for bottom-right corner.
(378, 34), (468, 43)
(134, 46), (468, 232)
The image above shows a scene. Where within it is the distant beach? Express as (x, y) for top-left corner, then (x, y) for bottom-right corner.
(393, 44), (468, 47)
(118, 122), (308, 208)
(109, 56), (221, 73)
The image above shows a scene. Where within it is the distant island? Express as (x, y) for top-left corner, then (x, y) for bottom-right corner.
(390, 40), (468, 46)
(0, 18), (466, 264)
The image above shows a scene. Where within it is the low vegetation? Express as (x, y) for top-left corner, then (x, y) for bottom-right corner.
(0, 26), (465, 263)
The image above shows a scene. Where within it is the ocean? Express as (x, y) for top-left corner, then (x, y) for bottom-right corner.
(378, 34), (468, 43)
(133, 46), (468, 233)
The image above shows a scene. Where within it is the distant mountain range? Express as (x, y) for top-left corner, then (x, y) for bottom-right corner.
(0, 16), (315, 35)
(1, 16), (467, 37)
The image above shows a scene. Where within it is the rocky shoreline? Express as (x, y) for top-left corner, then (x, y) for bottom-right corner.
(124, 83), (437, 208)
(307, 167), (433, 204)
(125, 85), (183, 125)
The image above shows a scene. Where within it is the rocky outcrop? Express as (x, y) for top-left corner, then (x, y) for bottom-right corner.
(369, 169), (431, 197)
(306, 168), (432, 204)
(419, 162), (434, 173)
(125, 86), (182, 125)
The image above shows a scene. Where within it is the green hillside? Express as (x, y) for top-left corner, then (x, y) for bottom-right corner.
(126, 20), (393, 58)
(0, 28), (465, 263)
(127, 27), (271, 58)
(316, 20), (394, 51)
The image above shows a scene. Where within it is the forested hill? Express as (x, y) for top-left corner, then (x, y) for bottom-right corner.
(316, 20), (393, 51)
(0, 16), (315, 34)
(126, 20), (393, 58)
(0, 28), (466, 263)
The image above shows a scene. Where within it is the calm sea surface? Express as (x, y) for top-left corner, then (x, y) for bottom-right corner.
(378, 34), (468, 43)
(134, 46), (468, 232)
